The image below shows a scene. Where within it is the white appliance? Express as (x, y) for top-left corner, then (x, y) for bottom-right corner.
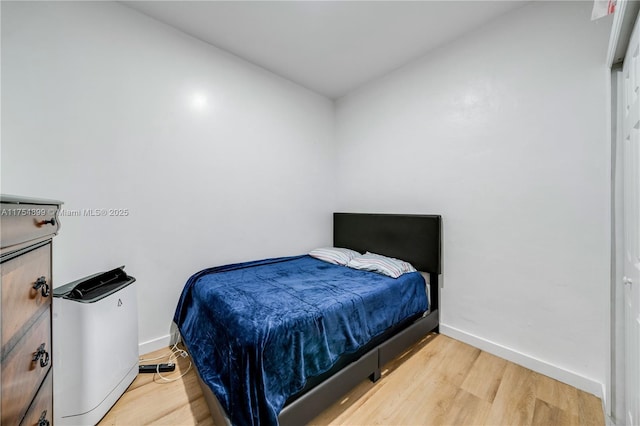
(53, 267), (138, 425)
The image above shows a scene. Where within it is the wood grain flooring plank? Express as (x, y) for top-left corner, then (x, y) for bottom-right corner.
(439, 388), (492, 426)
(535, 372), (580, 414)
(532, 398), (561, 426)
(99, 363), (202, 425)
(460, 351), (508, 403)
(577, 390), (606, 426)
(531, 398), (580, 426)
(417, 335), (481, 387)
(484, 363), (539, 426)
(352, 375), (459, 426)
(147, 396), (214, 426)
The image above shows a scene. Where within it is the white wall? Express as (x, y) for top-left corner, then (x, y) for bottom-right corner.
(1, 1), (336, 352)
(335, 1), (612, 395)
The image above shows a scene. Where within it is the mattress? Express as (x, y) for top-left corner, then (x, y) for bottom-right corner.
(174, 255), (428, 426)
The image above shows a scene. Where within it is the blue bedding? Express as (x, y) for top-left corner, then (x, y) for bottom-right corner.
(174, 255), (428, 426)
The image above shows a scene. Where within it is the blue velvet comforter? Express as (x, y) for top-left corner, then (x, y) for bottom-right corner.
(174, 255), (428, 426)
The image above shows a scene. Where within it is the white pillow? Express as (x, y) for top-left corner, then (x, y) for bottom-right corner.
(347, 252), (417, 278)
(308, 247), (360, 266)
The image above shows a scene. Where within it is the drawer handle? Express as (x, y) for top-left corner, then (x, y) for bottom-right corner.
(33, 276), (50, 297)
(38, 410), (49, 426)
(39, 218), (56, 226)
(33, 343), (50, 368)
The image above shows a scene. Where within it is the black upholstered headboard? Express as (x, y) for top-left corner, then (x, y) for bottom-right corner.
(333, 212), (442, 310)
(333, 213), (442, 274)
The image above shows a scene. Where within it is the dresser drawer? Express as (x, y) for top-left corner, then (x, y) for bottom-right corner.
(20, 370), (53, 426)
(0, 203), (60, 251)
(1, 244), (52, 352)
(1, 309), (52, 425)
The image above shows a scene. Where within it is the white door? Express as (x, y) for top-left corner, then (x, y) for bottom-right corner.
(622, 11), (640, 426)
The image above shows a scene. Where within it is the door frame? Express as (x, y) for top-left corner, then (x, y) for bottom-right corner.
(608, 2), (640, 424)
(610, 63), (624, 424)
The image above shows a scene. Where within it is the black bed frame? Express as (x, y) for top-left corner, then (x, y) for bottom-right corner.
(195, 212), (442, 425)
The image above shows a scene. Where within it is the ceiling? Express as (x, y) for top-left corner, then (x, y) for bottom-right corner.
(122, 1), (527, 100)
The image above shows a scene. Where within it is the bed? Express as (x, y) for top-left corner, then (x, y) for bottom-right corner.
(174, 212), (442, 425)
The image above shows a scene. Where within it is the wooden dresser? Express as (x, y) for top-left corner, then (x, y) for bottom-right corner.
(1, 195), (62, 426)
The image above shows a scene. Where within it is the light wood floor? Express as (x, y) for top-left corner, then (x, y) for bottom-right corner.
(98, 334), (605, 425)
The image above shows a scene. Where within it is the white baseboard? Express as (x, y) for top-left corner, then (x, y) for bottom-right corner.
(440, 323), (604, 398)
(138, 334), (172, 356)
